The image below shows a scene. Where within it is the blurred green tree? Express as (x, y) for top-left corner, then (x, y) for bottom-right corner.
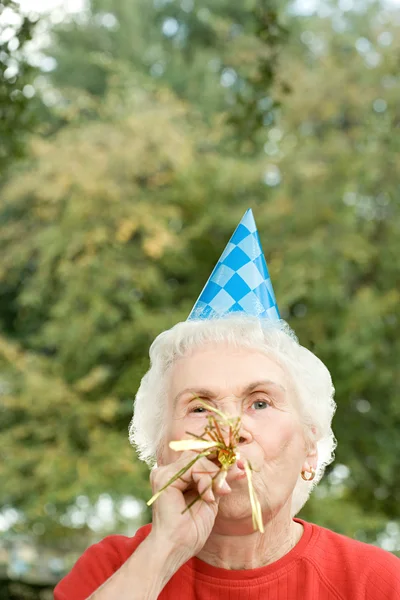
(0, 1), (38, 173)
(270, 5), (400, 527)
(45, 0), (289, 150)
(0, 81), (271, 545)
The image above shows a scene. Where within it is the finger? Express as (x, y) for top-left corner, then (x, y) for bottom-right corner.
(151, 451), (202, 493)
(179, 454), (220, 484)
(192, 471), (214, 503)
(191, 460), (221, 498)
(151, 452), (218, 495)
(213, 470), (231, 496)
(192, 457), (220, 478)
(190, 456), (220, 501)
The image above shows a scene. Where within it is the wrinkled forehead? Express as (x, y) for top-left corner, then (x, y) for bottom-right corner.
(167, 342), (293, 406)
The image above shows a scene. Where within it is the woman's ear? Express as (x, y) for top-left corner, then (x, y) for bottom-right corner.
(302, 440), (318, 473)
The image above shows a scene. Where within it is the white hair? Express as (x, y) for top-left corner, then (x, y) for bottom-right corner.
(129, 316), (336, 516)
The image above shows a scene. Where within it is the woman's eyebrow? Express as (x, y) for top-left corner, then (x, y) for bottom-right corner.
(173, 380), (286, 406)
(242, 380), (287, 397)
(173, 387), (217, 406)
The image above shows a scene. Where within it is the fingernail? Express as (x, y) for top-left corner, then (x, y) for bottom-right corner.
(215, 477), (230, 492)
(221, 481), (231, 492)
(215, 471), (227, 489)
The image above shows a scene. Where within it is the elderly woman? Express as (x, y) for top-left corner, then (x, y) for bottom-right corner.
(54, 212), (399, 600)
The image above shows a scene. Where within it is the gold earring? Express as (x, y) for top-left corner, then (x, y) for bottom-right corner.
(301, 467), (315, 481)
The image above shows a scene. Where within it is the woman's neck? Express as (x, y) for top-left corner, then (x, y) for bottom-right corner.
(196, 514), (303, 570)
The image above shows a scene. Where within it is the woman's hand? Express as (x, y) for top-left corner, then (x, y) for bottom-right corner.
(148, 452), (231, 565)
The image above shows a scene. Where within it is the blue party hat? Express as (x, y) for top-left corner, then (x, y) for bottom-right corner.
(188, 209), (280, 321)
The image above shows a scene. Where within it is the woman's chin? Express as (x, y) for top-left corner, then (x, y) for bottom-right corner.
(213, 506), (259, 536)
(215, 492), (253, 522)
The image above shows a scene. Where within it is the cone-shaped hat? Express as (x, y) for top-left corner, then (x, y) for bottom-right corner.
(187, 209), (280, 321)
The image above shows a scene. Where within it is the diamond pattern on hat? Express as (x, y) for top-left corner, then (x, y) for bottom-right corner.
(238, 291), (265, 316)
(240, 209), (257, 233)
(208, 288), (236, 313)
(254, 253), (270, 279)
(222, 246), (250, 271)
(224, 273), (251, 301)
(232, 223), (252, 244)
(237, 261), (264, 290)
(198, 280), (222, 304)
(187, 208), (280, 321)
(210, 264), (235, 287)
(219, 242), (235, 263)
(237, 233), (263, 261)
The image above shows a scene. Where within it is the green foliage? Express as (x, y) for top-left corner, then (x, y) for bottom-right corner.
(0, 0), (399, 555)
(0, 1), (39, 173)
(47, 0), (289, 149)
(0, 577), (53, 600)
(0, 81), (270, 543)
(271, 8), (400, 522)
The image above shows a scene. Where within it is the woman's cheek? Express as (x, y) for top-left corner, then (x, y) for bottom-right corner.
(254, 416), (298, 456)
(174, 414), (207, 439)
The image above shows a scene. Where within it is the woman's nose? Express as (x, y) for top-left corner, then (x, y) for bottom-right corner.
(215, 398), (253, 445)
(238, 426), (253, 445)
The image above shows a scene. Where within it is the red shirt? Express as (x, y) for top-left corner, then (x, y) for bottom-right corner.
(54, 519), (400, 599)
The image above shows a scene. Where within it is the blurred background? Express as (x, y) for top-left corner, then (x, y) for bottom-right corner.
(0, 0), (399, 596)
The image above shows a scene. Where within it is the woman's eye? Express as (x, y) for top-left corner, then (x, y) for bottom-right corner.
(251, 400), (269, 410)
(191, 406), (207, 414)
